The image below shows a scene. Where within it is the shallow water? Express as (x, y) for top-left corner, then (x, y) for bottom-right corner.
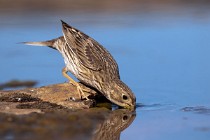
(1, 4), (210, 140)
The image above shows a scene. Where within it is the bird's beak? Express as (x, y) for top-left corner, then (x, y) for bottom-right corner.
(124, 104), (136, 111)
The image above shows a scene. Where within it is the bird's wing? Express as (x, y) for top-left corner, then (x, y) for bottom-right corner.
(61, 21), (119, 75)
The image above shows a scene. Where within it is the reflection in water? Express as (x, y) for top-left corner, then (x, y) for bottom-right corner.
(0, 109), (136, 140)
(92, 109), (136, 140)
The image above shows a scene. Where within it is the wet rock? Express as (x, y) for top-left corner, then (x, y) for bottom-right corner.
(0, 82), (99, 113)
(0, 102), (42, 115)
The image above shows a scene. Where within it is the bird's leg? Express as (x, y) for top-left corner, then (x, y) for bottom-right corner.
(62, 67), (89, 100)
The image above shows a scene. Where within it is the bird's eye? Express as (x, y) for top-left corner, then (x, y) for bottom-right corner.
(122, 95), (128, 100)
(123, 115), (128, 120)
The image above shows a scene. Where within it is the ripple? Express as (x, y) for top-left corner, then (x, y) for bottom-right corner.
(181, 106), (210, 115)
(136, 103), (177, 111)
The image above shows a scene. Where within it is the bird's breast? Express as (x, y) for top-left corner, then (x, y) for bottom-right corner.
(64, 58), (79, 76)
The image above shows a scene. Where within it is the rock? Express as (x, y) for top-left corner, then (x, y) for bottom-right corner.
(0, 82), (100, 114)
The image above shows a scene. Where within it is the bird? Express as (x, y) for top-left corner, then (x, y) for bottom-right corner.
(23, 20), (136, 109)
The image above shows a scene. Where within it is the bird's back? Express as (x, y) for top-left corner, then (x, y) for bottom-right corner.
(60, 21), (120, 81)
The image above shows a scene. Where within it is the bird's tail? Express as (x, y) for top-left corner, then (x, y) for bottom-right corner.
(22, 38), (58, 50)
(23, 41), (52, 46)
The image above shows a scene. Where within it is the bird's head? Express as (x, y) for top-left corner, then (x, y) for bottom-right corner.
(103, 79), (136, 110)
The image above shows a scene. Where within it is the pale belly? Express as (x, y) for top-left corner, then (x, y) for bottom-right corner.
(64, 58), (79, 76)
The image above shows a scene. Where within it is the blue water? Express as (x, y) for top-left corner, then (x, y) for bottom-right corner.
(0, 13), (210, 139)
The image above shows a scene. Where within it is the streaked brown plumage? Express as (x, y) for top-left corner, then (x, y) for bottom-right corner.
(24, 20), (136, 109)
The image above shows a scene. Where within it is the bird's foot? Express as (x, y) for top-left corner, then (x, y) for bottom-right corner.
(76, 84), (90, 100)
(66, 84), (90, 101)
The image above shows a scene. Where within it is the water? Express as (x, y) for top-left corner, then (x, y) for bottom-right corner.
(1, 4), (210, 140)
